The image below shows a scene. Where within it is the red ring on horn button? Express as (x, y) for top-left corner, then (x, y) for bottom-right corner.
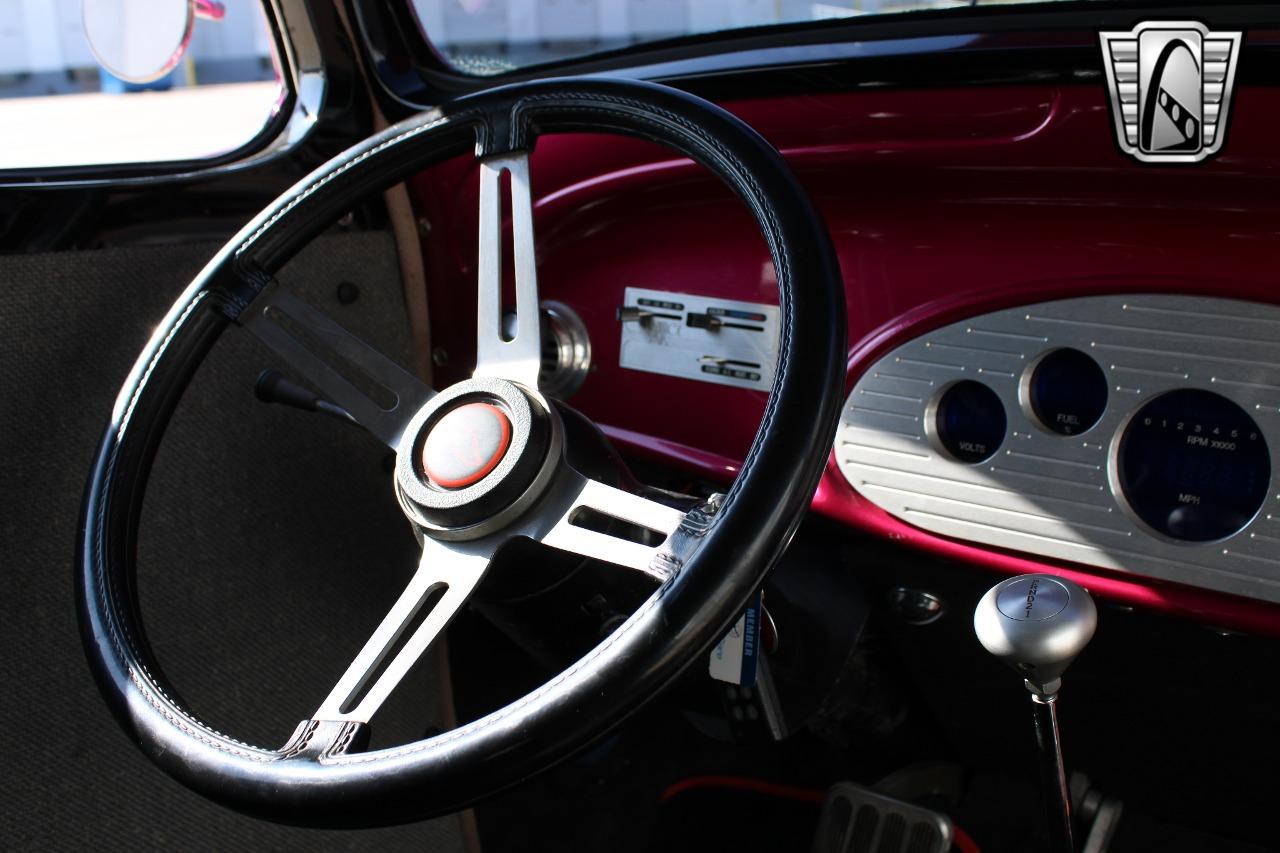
(421, 402), (512, 489)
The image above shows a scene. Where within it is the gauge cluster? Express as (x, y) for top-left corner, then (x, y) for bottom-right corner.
(836, 295), (1280, 604)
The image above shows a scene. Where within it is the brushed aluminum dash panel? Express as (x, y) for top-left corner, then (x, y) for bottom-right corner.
(837, 295), (1280, 603)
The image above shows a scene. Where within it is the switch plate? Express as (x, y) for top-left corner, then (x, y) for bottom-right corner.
(618, 287), (778, 391)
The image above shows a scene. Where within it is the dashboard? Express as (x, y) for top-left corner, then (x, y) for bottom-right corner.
(411, 82), (1280, 636)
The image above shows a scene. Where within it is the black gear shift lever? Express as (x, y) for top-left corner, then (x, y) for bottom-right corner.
(974, 574), (1097, 853)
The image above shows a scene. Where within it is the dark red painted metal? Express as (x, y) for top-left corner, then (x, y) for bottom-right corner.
(409, 83), (1280, 636)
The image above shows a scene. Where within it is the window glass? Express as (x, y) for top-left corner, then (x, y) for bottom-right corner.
(411, 0), (1081, 76)
(0, 1), (284, 170)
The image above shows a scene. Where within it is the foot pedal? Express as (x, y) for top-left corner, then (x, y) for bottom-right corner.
(811, 782), (952, 853)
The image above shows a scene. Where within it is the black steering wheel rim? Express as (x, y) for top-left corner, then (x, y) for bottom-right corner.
(77, 77), (846, 827)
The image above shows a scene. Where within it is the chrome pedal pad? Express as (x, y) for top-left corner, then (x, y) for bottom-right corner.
(811, 782), (952, 853)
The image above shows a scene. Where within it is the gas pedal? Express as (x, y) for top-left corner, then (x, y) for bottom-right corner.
(811, 782), (952, 853)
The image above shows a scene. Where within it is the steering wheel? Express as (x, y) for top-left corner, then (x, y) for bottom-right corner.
(77, 78), (846, 827)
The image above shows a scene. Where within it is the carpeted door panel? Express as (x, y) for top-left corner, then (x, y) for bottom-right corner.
(0, 233), (463, 852)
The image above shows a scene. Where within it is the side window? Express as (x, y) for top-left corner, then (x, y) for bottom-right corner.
(0, 0), (285, 171)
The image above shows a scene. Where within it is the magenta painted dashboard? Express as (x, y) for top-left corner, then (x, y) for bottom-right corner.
(409, 82), (1280, 636)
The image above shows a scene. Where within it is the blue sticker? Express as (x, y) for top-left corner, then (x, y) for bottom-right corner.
(709, 592), (762, 688)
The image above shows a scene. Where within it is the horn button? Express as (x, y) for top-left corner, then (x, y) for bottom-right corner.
(422, 402), (512, 489)
(395, 377), (556, 535)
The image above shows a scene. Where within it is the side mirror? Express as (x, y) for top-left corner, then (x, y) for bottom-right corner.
(82, 0), (225, 85)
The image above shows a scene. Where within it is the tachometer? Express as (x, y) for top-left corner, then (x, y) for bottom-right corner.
(1116, 389), (1270, 541)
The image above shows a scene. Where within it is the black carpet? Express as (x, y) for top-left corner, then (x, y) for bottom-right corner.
(0, 232), (463, 851)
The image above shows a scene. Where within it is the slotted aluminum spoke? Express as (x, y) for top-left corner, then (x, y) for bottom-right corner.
(312, 538), (492, 723)
(473, 152), (543, 388)
(242, 286), (433, 449)
(541, 475), (687, 579)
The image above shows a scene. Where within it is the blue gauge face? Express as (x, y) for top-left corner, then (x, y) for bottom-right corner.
(1029, 348), (1108, 436)
(1118, 389), (1270, 542)
(934, 380), (1006, 464)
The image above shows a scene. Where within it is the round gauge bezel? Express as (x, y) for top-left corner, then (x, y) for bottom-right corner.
(925, 379), (1008, 465)
(1107, 389), (1271, 546)
(1018, 347), (1109, 438)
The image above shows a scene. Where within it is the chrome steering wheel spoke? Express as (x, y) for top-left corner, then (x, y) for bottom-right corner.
(539, 474), (688, 581)
(312, 537), (493, 724)
(474, 152), (543, 388)
(241, 284), (434, 450)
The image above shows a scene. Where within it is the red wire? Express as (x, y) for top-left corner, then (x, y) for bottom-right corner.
(659, 775), (982, 853)
(659, 775), (828, 804)
(952, 824), (982, 853)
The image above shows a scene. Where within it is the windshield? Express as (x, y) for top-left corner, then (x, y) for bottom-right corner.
(411, 0), (1082, 76)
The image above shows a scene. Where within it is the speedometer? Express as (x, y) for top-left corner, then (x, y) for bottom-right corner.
(1116, 389), (1270, 542)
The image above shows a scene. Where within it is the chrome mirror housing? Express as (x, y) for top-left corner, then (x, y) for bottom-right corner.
(82, 0), (224, 84)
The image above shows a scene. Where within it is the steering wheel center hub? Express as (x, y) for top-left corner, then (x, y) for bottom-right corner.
(395, 377), (557, 535)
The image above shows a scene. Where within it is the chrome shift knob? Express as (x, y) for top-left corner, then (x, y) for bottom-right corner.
(974, 574), (1097, 696)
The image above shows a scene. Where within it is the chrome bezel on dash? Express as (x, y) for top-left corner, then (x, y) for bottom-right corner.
(1105, 391), (1270, 548)
(923, 379), (1006, 465)
(540, 300), (592, 399)
(1017, 347), (1108, 439)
